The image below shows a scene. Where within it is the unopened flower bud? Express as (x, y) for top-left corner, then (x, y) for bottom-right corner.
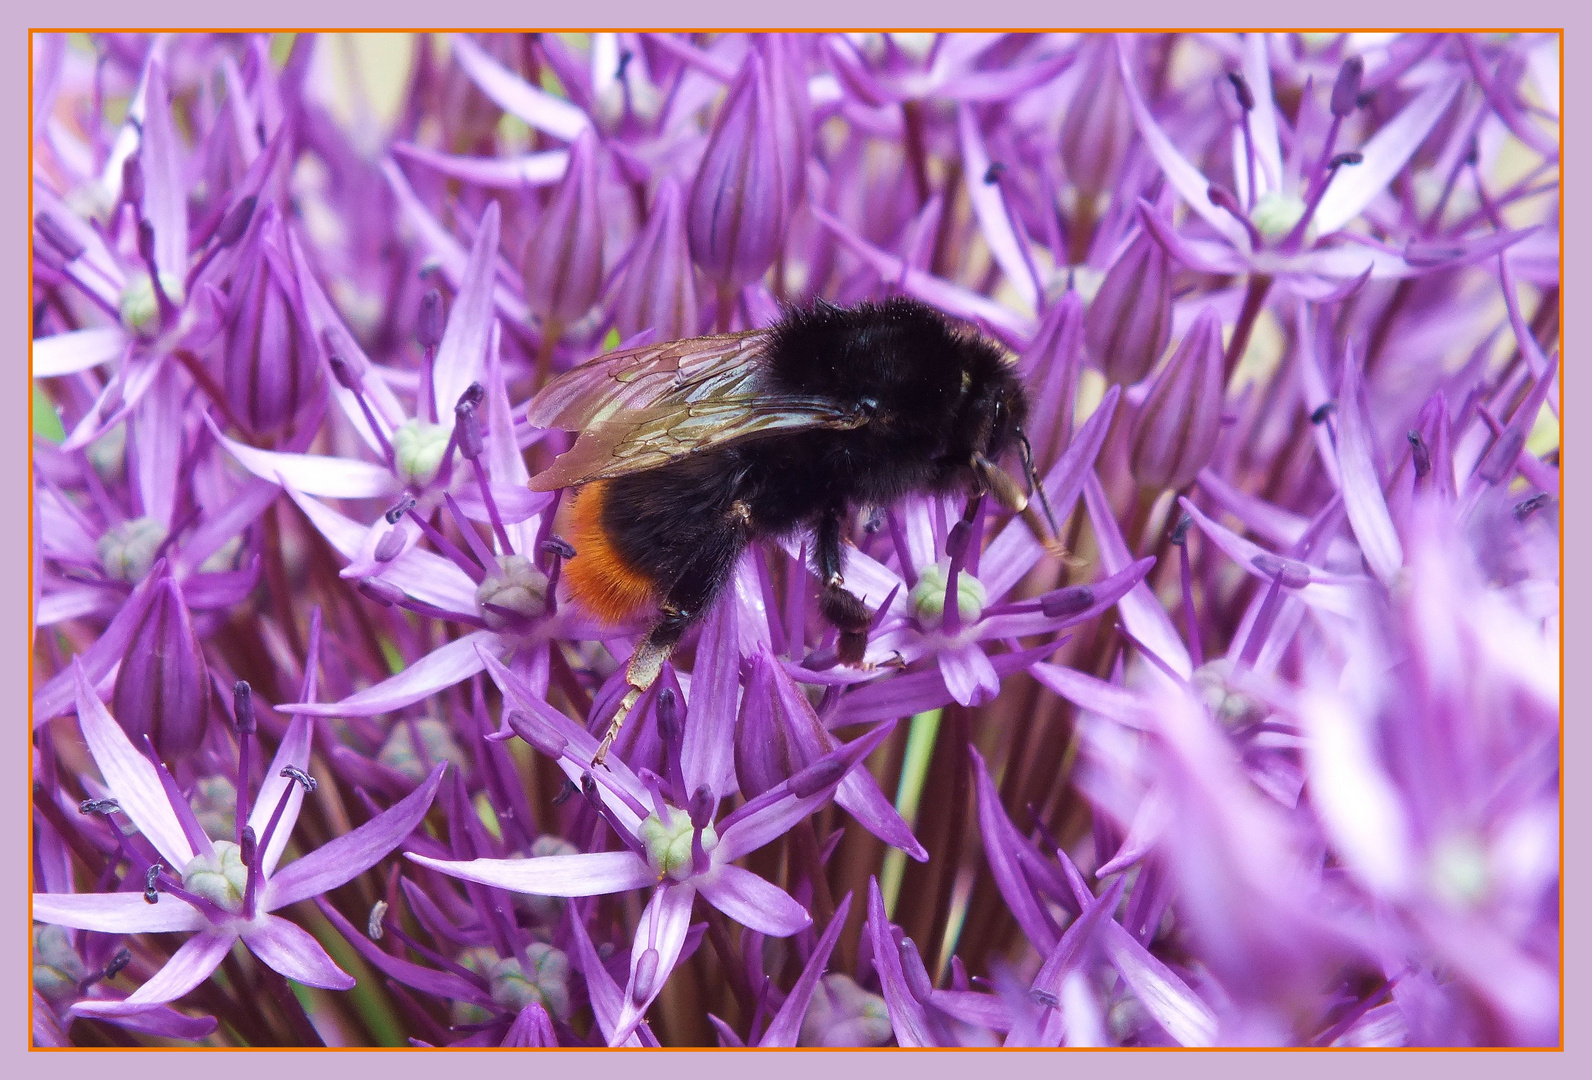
(1059, 35), (1134, 199)
(614, 177), (699, 342)
(1085, 214), (1174, 385)
(1331, 56), (1365, 118)
(475, 555), (551, 629)
(687, 51), (789, 290)
(374, 526), (407, 563)
(1129, 306), (1225, 491)
(222, 208), (321, 435)
(97, 516), (168, 582)
(523, 128), (604, 326)
(112, 574), (212, 760)
(416, 289), (444, 351)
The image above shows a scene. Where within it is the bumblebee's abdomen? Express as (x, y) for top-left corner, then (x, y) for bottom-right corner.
(562, 480), (660, 625)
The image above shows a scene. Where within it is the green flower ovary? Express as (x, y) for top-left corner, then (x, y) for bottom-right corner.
(33, 925), (88, 1002)
(640, 807), (717, 881)
(378, 718), (469, 783)
(119, 270), (186, 336)
(1252, 191), (1310, 242)
(909, 559), (988, 629)
(182, 840), (248, 912)
(489, 943), (572, 1019)
(474, 554), (550, 629)
(391, 419), (453, 486)
(97, 516), (169, 583)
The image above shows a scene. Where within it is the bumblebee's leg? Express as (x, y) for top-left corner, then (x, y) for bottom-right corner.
(815, 507), (873, 666)
(591, 504), (750, 767)
(592, 605), (692, 767)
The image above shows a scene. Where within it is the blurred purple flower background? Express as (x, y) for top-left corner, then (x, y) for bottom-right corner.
(30, 31), (1559, 1048)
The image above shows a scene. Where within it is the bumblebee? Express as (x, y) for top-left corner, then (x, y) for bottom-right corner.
(527, 297), (1056, 765)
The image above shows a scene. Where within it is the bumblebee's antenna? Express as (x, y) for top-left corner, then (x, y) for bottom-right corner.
(1015, 428), (1060, 537)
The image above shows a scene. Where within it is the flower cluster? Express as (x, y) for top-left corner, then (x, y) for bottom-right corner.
(32, 32), (1557, 1047)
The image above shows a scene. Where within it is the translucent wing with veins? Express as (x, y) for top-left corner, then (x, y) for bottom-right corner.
(526, 329), (867, 491)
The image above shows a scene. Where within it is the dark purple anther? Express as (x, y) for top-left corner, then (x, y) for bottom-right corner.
(1408, 431), (1432, 478)
(789, 756), (845, 798)
(632, 948), (660, 1004)
(122, 154), (144, 209)
(1251, 553), (1312, 589)
(233, 680), (255, 735)
(104, 948), (132, 981)
(374, 527), (407, 563)
(1331, 56), (1365, 118)
(1170, 513), (1193, 547)
(417, 289), (444, 351)
(239, 825), (257, 869)
(1227, 70), (1254, 111)
(454, 401), (484, 461)
(385, 495), (417, 525)
(1040, 585), (1095, 619)
(280, 765), (317, 793)
(688, 785), (715, 830)
(34, 214), (86, 263)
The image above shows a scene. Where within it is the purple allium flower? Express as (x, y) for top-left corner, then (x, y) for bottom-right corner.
(31, 31), (1558, 1049)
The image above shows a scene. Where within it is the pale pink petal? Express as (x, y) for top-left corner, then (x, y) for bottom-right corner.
(206, 416), (394, 498)
(32, 327), (127, 377)
(1082, 473), (1191, 678)
(1100, 920), (1217, 1046)
(938, 643), (1001, 707)
(1239, 34), (1284, 199)
(1115, 36), (1250, 249)
(1335, 344), (1404, 585)
(242, 914), (354, 990)
(958, 104), (1038, 310)
(280, 631), (507, 718)
(449, 34), (592, 141)
(32, 890), (207, 935)
(567, 897), (646, 1046)
(683, 592), (740, 798)
(1312, 73), (1464, 234)
(432, 201), (501, 418)
(139, 62), (188, 281)
(1030, 662), (1152, 731)
(866, 877), (935, 1046)
(71, 661), (194, 868)
(72, 930), (235, 1017)
(1177, 497), (1366, 615)
(759, 892), (853, 1046)
(698, 864), (811, 936)
(612, 884), (696, 1045)
(247, 716), (314, 877)
(393, 141), (569, 187)
(406, 849), (653, 898)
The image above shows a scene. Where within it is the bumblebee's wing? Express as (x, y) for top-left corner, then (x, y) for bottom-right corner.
(525, 329), (772, 432)
(530, 396), (866, 491)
